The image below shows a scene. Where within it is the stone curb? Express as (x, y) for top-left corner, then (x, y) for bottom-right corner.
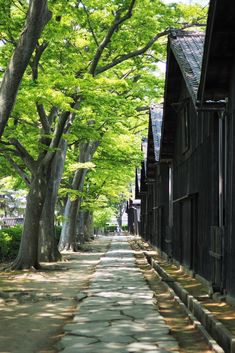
(144, 252), (235, 353)
(168, 288), (224, 353)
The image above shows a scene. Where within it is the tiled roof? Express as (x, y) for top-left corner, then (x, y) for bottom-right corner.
(170, 30), (205, 101)
(150, 104), (163, 162)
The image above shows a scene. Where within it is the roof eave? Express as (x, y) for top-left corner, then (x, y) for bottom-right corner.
(197, 0), (218, 104)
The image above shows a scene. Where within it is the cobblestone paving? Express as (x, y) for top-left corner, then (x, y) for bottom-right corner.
(59, 235), (179, 353)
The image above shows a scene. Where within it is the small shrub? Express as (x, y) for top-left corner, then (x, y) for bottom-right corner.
(0, 225), (22, 261)
(105, 225), (128, 232)
(106, 225), (116, 232)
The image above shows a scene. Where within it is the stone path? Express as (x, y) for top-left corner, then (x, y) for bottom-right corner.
(59, 235), (179, 353)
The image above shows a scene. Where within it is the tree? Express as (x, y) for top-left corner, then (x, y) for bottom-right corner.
(0, 0), (207, 268)
(7, 106), (78, 269)
(0, 0), (51, 137)
(93, 208), (115, 233)
(38, 139), (67, 262)
(0, 1), (82, 268)
(77, 129), (143, 237)
(59, 139), (99, 250)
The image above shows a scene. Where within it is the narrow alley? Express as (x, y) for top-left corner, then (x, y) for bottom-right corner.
(2, 1), (235, 353)
(57, 235), (215, 353)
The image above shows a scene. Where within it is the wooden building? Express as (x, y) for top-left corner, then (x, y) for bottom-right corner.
(140, 0), (235, 301)
(197, 0), (235, 300)
(138, 105), (163, 245)
(142, 30), (218, 285)
(126, 198), (140, 235)
(159, 30), (211, 280)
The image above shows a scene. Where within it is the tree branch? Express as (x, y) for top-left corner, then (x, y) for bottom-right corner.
(8, 138), (36, 172)
(90, 140), (100, 157)
(89, 0), (136, 76)
(0, 0), (52, 138)
(64, 100), (81, 133)
(129, 122), (146, 131)
(3, 154), (31, 186)
(133, 127), (147, 135)
(0, 145), (21, 157)
(136, 106), (149, 112)
(40, 98), (80, 165)
(36, 103), (51, 134)
(48, 106), (59, 126)
(31, 41), (49, 81)
(80, 1), (99, 47)
(41, 110), (71, 166)
(12, 115), (39, 128)
(37, 105), (58, 151)
(94, 21), (205, 75)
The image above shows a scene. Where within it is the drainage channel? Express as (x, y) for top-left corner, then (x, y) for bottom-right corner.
(137, 245), (234, 353)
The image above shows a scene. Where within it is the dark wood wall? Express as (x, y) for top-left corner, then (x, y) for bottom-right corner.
(224, 59), (235, 298)
(141, 53), (235, 299)
(157, 80), (220, 284)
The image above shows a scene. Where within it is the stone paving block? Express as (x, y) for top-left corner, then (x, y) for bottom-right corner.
(122, 308), (160, 320)
(82, 297), (117, 305)
(89, 341), (128, 350)
(71, 315), (90, 323)
(115, 266), (141, 270)
(100, 334), (136, 344)
(76, 307), (124, 315)
(127, 342), (169, 352)
(132, 300), (155, 305)
(61, 347), (129, 353)
(115, 299), (135, 305)
(59, 335), (98, 349)
(102, 321), (170, 338)
(100, 323), (140, 337)
(62, 341), (130, 353)
(99, 324), (135, 335)
(78, 304), (118, 311)
(64, 322), (109, 336)
(90, 291), (136, 299)
(134, 318), (168, 326)
(130, 291), (153, 299)
(89, 286), (126, 293)
(76, 311), (127, 322)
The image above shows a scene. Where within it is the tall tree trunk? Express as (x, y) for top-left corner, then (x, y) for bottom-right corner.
(59, 141), (99, 250)
(0, 0), (51, 137)
(59, 169), (87, 250)
(11, 164), (49, 269)
(84, 210), (94, 241)
(77, 210), (85, 244)
(39, 139), (67, 262)
(117, 216), (122, 231)
(116, 200), (125, 231)
(59, 197), (71, 250)
(66, 195), (83, 250)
